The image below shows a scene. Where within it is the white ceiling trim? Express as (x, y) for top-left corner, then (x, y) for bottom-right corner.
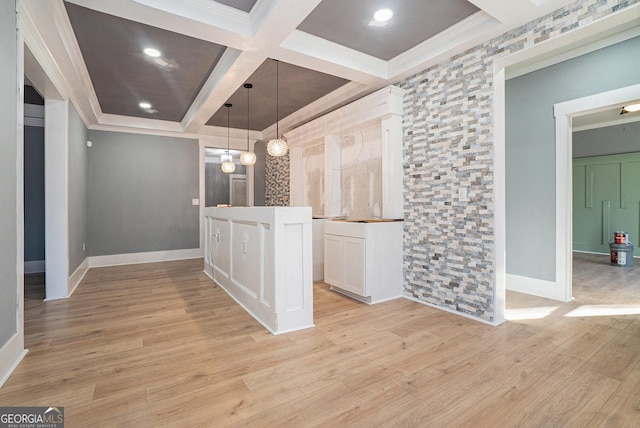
(50, 0), (104, 125)
(285, 85), (406, 145)
(66, 0), (253, 49)
(387, 12), (500, 80)
(280, 30), (387, 80)
(261, 81), (370, 140)
(98, 113), (185, 133)
(20, 1), (71, 100)
(181, 47), (245, 133)
(136, 0), (253, 36)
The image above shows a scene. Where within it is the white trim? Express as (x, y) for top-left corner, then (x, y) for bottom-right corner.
(492, 62), (507, 325)
(402, 294), (503, 326)
(68, 258), (89, 297)
(506, 274), (573, 302)
(280, 30), (387, 79)
(507, 26), (640, 80)
(44, 99), (70, 301)
(87, 248), (202, 268)
(0, 333), (28, 389)
(24, 260), (45, 274)
(389, 12), (499, 79)
(285, 85), (406, 147)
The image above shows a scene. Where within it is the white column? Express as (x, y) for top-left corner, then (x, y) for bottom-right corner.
(324, 135), (341, 217)
(381, 114), (403, 219)
(45, 99), (70, 300)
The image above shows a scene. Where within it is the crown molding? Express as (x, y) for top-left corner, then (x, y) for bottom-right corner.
(20, 1), (70, 100)
(388, 12), (500, 80)
(285, 85), (405, 146)
(49, 0), (102, 127)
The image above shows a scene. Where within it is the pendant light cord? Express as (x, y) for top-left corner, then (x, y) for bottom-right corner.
(225, 103), (231, 154)
(275, 59), (279, 138)
(247, 84), (250, 150)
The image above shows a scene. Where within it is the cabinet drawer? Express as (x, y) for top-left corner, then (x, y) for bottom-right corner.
(324, 221), (365, 239)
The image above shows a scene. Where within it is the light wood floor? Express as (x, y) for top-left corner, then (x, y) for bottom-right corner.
(2, 253), (639, 426)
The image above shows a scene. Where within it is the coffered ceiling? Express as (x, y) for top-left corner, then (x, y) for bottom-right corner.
(21, 0), (578, 141)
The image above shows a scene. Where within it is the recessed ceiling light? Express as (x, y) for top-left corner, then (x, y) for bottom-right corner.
(373, 8), (393, 22)
(622, 103), (640, 113)
(139, 101), (152, 109)
(143, 47), (161, 58)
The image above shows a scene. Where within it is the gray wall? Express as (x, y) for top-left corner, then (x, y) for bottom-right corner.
(0, 0), (18, 345)
(87, 131), (199, 256)
(573, 121), (640, 158)
(253, 140), (266, 206)
(506, 35), (640, 281)
(24, 125), (45, 262)
(68, 102), (88, 272)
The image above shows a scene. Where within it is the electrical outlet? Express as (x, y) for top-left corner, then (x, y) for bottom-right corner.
(86, 141), (92, 147)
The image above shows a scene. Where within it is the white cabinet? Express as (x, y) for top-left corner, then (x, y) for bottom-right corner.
(324, 220), (403, 304)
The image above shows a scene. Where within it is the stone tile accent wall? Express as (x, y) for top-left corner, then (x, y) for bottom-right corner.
(265, 150), (290, 206)
(400, 0), (638, 323)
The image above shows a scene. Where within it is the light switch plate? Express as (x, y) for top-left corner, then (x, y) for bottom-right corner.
(192, 198), (200, 206)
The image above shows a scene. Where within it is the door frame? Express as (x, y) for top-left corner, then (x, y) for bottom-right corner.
(554, 83), (640, 301)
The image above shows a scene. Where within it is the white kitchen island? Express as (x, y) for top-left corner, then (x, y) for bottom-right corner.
(203, 206), (313, 334)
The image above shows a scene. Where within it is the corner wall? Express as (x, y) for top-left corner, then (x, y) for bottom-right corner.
(399, 0), (640, 323)
(0, 0), (19, 346)
(68, 102), (88, 273)
(87, 130), (199, 256)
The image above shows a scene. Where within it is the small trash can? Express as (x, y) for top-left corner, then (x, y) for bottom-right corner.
(610, 243), (634, 267)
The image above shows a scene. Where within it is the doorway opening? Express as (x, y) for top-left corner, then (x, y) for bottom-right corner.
(203, 148), (248, 207)
(23, 84), (46, 301)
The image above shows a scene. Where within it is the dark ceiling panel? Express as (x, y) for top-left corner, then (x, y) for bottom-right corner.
(65, 2), (227, 122)
(215, 0), (258, 13)
(206, 59), (349, 131)
(298, 0), (480, 60)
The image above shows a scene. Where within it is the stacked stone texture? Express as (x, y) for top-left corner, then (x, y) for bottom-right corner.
(265, 150), (290, 206)
(400, 0), (637, 322)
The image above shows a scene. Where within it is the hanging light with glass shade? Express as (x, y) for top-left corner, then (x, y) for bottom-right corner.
(267, 60), (288, 157)
(221, 103), (236, 173)
(240, 83), (257, 166)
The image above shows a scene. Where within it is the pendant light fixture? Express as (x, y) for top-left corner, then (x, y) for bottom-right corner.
(221, 103), (236, 173)
(267, 59), (288, 157)
(240, 83), (257, 166)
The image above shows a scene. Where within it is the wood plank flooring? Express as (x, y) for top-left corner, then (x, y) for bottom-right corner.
(1, 252), (639, 426)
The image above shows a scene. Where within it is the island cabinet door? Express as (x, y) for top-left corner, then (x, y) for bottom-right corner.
(341, 237), (365, 296)
(323, 234), (342, 287)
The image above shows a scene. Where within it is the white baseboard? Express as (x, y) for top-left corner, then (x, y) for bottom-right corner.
(68, 258), (89, 297)
(88, 248), (202, 268)
(574, 249), (640, 258)
(24, 260), (45, 274)
(0, 333), (28, 388)
(402, 294), (504, 326)
(506, 273), (572, 302)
